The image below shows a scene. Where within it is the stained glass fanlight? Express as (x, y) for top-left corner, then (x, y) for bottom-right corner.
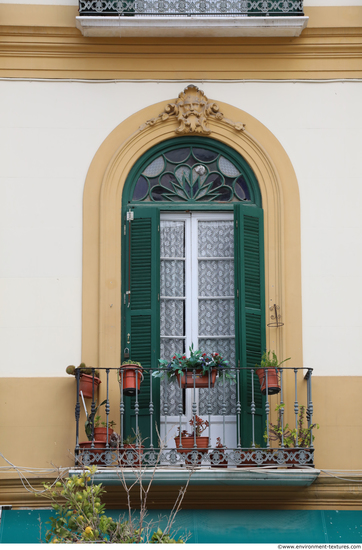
(132, 145), (252, 203)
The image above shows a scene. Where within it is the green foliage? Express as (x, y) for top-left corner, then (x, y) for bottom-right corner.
(150, 528), (185, 544)
(153, 344), (236, 383)
(66, 363), (100, 378)
(264, 404), (319, 448)
(42, 468), (185, 544)
(84, 400), (107, 441)
(120, 360), (142, 367)
(257, 350), (291, 370)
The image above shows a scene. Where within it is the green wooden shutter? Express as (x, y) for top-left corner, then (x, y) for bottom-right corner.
(234, 203), (266, 447)
(123, 206), (160, 448)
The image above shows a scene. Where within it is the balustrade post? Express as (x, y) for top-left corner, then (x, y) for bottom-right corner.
(192, 368), (197, 448)
(178, 373), (183, 449)
(208, 370), (212, 449)
(75, 369), (80, 451)
(135, 369), (139, 441)
(251, 367), (256, 448)
(236, 364), (241, 448)
(265, 369), (270, 448)
(119, 369), (124, 449)
(90, 370), (96, 449)
(280, 368), (284, 448)
(308, 369), (314, 449)
(105, 368), (110, 448)
(294, 368), (299, 447)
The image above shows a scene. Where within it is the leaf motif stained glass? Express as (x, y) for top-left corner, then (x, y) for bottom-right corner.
(132, 146), (252, 203)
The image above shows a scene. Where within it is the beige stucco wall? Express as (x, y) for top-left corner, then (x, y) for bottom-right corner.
(0, 376), (361, 473)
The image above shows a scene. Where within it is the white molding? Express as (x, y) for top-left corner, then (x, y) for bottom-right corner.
(75, 15), (309, 38)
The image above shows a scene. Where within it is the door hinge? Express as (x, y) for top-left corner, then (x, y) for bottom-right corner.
(124, 225), (126, 235)
(236, 220), (238, 228)
(237, 289), (239, 298)
(127, 210), (134, 222)
(158, 293), (160, 301)
(238, 360), (240, 368)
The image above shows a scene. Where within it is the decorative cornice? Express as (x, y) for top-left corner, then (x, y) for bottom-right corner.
(1, 474), (362, 510)
(139, 85), (245, 135)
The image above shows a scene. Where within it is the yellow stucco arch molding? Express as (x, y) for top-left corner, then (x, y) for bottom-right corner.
(82, 95), (302, 375)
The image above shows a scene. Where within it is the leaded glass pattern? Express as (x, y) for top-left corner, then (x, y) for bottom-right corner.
(132, 146), (251, 203)
(160, 220), (185, 416)
(198, 220), (235, 415)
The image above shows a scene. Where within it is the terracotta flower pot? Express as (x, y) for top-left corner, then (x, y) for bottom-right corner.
(118, 444), (144, 467)
(119, 364), (143, 396)
(255, 368), (281, 395)
(176, 369), (217, 388)
(93, 427), (114, 443)
(174, 436), (209, 465)
(79, 374), (101, 399)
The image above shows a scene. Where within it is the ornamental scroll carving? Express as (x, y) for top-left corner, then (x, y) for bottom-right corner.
(139, 85), (245, 135)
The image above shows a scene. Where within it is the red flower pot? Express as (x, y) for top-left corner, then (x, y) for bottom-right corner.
(119, 364), (143, 396)
(93, 427), (114, 443)
(79, 374), (101, 399)
(175, 436), (209, 465)
(255, 368), (281, 395)
(176, 369), (217, 389)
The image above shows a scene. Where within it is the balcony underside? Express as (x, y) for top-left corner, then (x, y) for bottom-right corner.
(70, 467), (320, 487)
(75, 15), (309, 37)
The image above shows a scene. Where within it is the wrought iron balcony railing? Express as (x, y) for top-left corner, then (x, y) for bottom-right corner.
(74, 365), (315, 469)
(78, 0), (305, 18)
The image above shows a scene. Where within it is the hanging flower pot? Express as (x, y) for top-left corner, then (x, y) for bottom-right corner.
(79, 373), (101, 399)
(255, 368), (280, 395)
(119, 361), (143, 396)
(176, 368), (217, 389)
(255, 351), (291, 396)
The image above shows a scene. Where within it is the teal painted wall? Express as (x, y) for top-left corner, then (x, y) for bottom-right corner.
(1, 509), (362, 544)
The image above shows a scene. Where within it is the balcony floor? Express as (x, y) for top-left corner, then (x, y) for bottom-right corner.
(75, 15), (309, 38)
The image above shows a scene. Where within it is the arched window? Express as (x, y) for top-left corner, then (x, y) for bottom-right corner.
(122, 137), (266, 448)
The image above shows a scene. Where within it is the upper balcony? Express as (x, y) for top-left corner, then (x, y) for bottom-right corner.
(71, 364), (319, 488)
(75, 0), (309, 38)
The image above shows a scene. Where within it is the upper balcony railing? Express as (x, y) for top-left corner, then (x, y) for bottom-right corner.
(73, 364), (315, 470)
(78, 0), (305, 17)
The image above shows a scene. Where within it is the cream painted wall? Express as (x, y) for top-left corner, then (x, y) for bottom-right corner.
(0, 80), (361, 377)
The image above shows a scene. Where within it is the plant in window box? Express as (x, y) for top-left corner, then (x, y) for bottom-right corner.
(210, 437), (228, 468)
(153, 344), (235, 388)
(255, 351), (290, 396)
(66, 363), (101, 399)
(119, 360), (143, 396)
(264, 404), (319, 467)
(174, 416), (209, 465)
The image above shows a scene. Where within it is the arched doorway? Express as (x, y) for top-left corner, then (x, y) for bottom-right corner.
(121, 137), (266, 449)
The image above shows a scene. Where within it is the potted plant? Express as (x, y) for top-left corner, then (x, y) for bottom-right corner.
(66, 363), (101, 399)
(255, 351), (290, 396)
(153, 344), (235, 388)
(93, 417), (116, 443)
(265, 403), (319, 466)
(210, 437), (228, 468)
(174, 415), (209, 465)
(119, 360), (143, 396)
